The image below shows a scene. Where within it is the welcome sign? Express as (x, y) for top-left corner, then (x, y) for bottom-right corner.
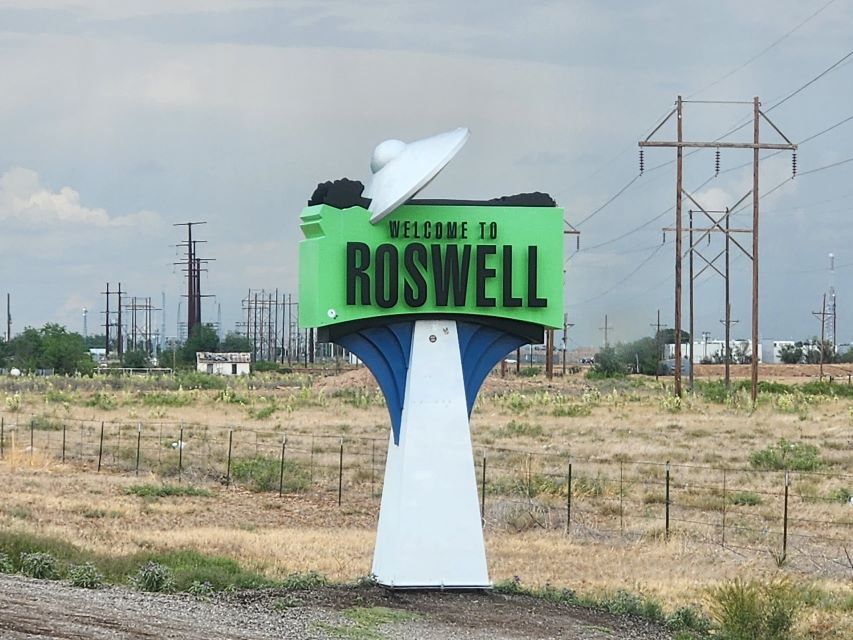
(298, 128), (564, 588)
(299, 202), (564, 329)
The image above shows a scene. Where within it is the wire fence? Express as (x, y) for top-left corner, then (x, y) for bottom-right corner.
(2, 414), (853, 577)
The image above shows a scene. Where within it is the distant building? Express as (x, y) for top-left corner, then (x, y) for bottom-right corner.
(665, 339), (763, 364)
(196, 352), (250, 376)
(88, 348), (107, 365)
(762, 340), (795, 364)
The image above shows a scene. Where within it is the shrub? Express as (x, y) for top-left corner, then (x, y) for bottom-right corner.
(69, 562), (103, 589)
(601, 590), (664, 622)
(728, 491), (762, 506)
(0, 552), (13, 573)
(230, 456), (309, 493)
(187, 579), (214, 598)
(552, 403), (592, 417)
(749, 439), (822, 471)
(20, 551), (60, 579)
(84, 392), (118, 410)
(132, 561), (174, 592)
(666, 605), (711, 633)
(706, 578), (799, 640)
(497, 420), (544, 439)
(174, 371), (226, 390)
(493, 575), (524, 594)
(280, 571), (327, 590)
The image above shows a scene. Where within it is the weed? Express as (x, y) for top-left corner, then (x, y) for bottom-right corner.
(829, 487), (853, 504)
(728, 491), (762, 506)
(214, 387), (249, 405)
(174, 372), (226, 390)
(230, 456), (309, 493)
(666, 605), (712, 634)
(706, 578), (799, 640)
(69, 562), (103, 589)
(141, 391), (195, 408)
(0, 552), (13, 573)
(85, 392), (118, 410)
(281, 571), (328, 590)
(248, 402), (277, 420)
(132, 561), (174, 592)
(20, 551), (60, 579)
(496, 420), (545, 439)
(124, 484), (213, 498)
(749, 438), (822, 471)
(600, 590), (665, 622)
(316, 606), (415, 640)
(493, 575), (524, 594)
(552, 403), (592, 417)
(187, 579), (214, 599)
(4, 392), (22, 412)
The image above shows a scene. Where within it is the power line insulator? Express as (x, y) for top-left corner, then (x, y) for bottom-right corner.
(791, 152), (797, 178)
(715, 148), (721, 176)
(639, 149), (644, 175)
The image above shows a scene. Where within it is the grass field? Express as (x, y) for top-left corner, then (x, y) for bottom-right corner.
(2, 365), (853, 637)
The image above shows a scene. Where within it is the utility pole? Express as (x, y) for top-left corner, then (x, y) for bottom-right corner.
(103, 283), (110, 357)
(599, 314), (613, 349)
(641, 96), (796, 402)
(6, 292), (11, 343)
(651, 309), (667, 381)
(813, 293), (829, 380)
(174, 221), (208, 337)
(116, 282), (123, 358)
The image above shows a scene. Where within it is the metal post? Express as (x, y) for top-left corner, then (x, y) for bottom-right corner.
(480, 454), (487, 523)
(721, 467), (727, 545)
(226, 429), (233, 487)
(619, 461), (624, 532)
(724, 208), (731, 390)
(61, 423), (66, 463)
(750, 96), (760, 404)
(566, 461), (572, 535)
(135, 422), (141, 476)
(278, 436), (287, 497)
(674, 95), (684, 398)
(783, 471), (789, 560)
(30, 418), (34, 462)
(337, 437), (344, 507)
(178, 423), (184, 481)
(665, 461), (671, 540)
(97, 421), (105, 472)
(689, 209), (694, 391)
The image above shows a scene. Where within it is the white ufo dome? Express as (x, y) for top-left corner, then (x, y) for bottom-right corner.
(365, 127), (469, 224)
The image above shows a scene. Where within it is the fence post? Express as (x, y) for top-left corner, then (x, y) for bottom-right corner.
(721, 468), (727, 545)
(278, 436), (287, 497)
(178, 423), (184, 482)
(566, 460), (572, 535)
(480, 453), (487, 524)
(61, 423), (66, 463)
(665, 461), (671, 540)
(30, 418), (34, 462)
(97, 421), (105, 472)
(225, 429), (233, 487)
(337, 437), (344, 507)
(1, 416), (4, 459)
(135, 422), (141, 477)
(619, 461), (624, 533)
(371, 439), (376, 499)
(782, 471), (790, 560)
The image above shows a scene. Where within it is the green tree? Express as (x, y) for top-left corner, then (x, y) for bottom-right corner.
(778, 344), (803, 364)
(656, 329), (691, 344)
(179, 324), (220, 365)
(616, 337), (660, 375)
(41, 324), (93, 375)
(589, 346), (626, 378)
(8, 327), (45, 371)
(123, 350), (151, 368)
(220, 332), (252, 353)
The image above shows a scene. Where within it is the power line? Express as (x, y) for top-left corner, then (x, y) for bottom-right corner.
(686, 0), (838, 99)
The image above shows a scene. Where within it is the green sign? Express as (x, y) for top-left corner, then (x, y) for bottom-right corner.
(299, 203), (564, 329)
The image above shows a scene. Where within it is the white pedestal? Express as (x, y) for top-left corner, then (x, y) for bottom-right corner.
(371, 319), (490, 588)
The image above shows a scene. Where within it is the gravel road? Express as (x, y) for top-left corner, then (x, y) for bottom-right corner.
(0, 574), (675, 639)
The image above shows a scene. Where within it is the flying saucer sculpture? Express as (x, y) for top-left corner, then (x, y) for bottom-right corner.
(299, 128), (564, 588)
(365, 127), (470, 224)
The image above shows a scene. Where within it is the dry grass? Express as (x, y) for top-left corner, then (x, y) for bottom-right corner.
(2, 368), (853, 637)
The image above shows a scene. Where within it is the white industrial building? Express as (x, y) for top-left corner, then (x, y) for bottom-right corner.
(665, 339), (762, 364)
(196, 352), (251, 375)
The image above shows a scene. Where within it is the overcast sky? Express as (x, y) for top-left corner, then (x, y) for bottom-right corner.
(1, 0), (851, 347)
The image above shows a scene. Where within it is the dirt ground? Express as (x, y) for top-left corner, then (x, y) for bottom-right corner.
(0, 574), (674, 640)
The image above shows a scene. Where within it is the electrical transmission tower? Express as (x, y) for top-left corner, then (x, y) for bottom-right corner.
(174, 222), (212, 338)
(640, 96), (797, 402)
